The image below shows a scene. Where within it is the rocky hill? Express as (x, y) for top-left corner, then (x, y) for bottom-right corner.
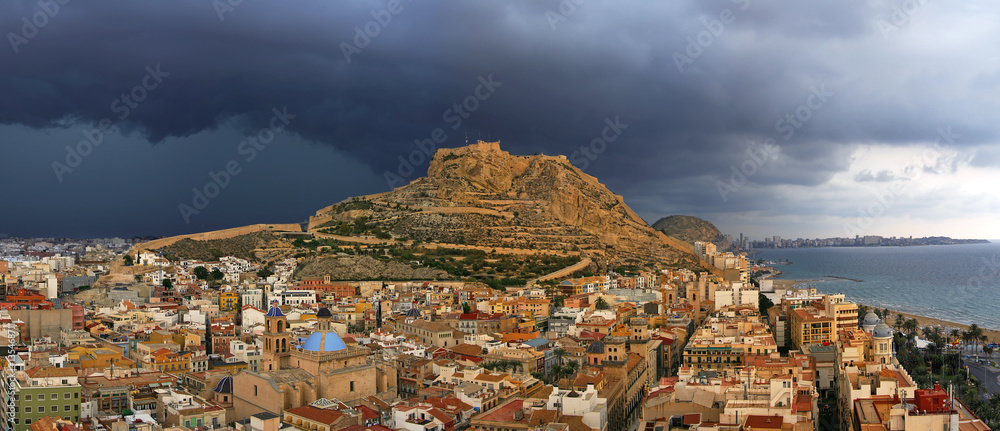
(295, 255), (447, 281)
(157, 231), (291, 262)
(309, 141), (705, 271)
(651, 215), (723, 246)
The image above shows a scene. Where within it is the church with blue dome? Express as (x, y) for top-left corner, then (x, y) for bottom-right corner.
(301, 307), (348, 352)
(233, 305), (392, 422)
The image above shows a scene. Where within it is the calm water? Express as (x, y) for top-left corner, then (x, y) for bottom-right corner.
(754, 241), (1000, 330)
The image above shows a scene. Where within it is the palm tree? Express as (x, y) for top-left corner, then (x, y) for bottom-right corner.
(894, 314), (906, 332)
(904, 318), (919, 340)
(984, 346), (994, 362)
(554, 348), (568, 365)
(969, 325), (985, 354)
(565, 359), (580, 377)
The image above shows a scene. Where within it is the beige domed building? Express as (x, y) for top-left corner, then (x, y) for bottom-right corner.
(232, 304), (396, 421)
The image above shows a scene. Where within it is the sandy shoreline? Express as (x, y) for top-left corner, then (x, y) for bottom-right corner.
(768, 278), (1000, 343)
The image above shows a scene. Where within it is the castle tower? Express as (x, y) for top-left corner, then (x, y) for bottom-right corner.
(262, 300), (291, 371)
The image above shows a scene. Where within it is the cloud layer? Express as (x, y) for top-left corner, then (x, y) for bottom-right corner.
(1, 0), (999, 238)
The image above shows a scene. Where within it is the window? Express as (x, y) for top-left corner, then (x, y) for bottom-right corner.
(38, 406), (44, 413)
(74, 393), (79, 399)
(350, 381), (355, 392)
(38, 394), (45, 401)
(25, 407), (31, 413)
(25, 419), (32, 425)
(65, 393), (71, 399)
(65, 405), (71, 411)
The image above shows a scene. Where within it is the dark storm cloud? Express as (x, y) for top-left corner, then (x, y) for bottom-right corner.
(2, 0), (1000, 237)
(0, 1), (884, 166)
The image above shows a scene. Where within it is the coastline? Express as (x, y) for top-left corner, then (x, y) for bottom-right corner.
(769, 278), (1000, 343)
(886, 309), (1000, 345)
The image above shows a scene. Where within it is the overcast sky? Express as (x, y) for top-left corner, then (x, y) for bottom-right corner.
(1, 0), (999, 240)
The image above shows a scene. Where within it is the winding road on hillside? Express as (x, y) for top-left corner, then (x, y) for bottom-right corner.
(530, 257), (593, 284)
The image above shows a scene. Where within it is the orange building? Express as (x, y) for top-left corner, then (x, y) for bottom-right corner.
(74, 346), (135, 369)
(152, 349), (192, 374)
(219, 292), (240, 311)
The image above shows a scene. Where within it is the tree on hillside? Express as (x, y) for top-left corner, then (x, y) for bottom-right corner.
(462, 302), (471, 314)
(194, 266), (209, 280)
(257, 268), (273, 279)
(163, 279), (173, 289)
(123, 255), (133, 266)
(552, 295), (565, 308)
(211, 268), (224, 280)
(595, 297), (609, 310)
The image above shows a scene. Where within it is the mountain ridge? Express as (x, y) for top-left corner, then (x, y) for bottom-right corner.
(308, 141), (706, 271)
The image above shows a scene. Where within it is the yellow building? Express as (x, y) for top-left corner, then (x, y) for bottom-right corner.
(210, 360), (248, 374)
(70, 345), (135, 369)
(220, 292), (240, 312)
(789, 307), (834, 350)
(489, 298), (550, 318)
(152, 349), (192, 374)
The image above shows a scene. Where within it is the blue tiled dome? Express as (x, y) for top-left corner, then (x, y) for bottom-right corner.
(213, 376), (233, 394)
(303, 331), (347, 352)
(586, 341), (605, 354)
(265, 306), (285, 317)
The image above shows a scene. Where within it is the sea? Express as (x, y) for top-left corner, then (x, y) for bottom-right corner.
(753, 241), (1000, 330)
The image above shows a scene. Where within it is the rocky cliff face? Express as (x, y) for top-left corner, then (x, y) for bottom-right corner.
(652, 215), (724, 246)
(310, 141), (703, 269)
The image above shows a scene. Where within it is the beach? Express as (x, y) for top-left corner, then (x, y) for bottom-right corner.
(771, 278), (1000, 344)
(887, 309), (1000, 345)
